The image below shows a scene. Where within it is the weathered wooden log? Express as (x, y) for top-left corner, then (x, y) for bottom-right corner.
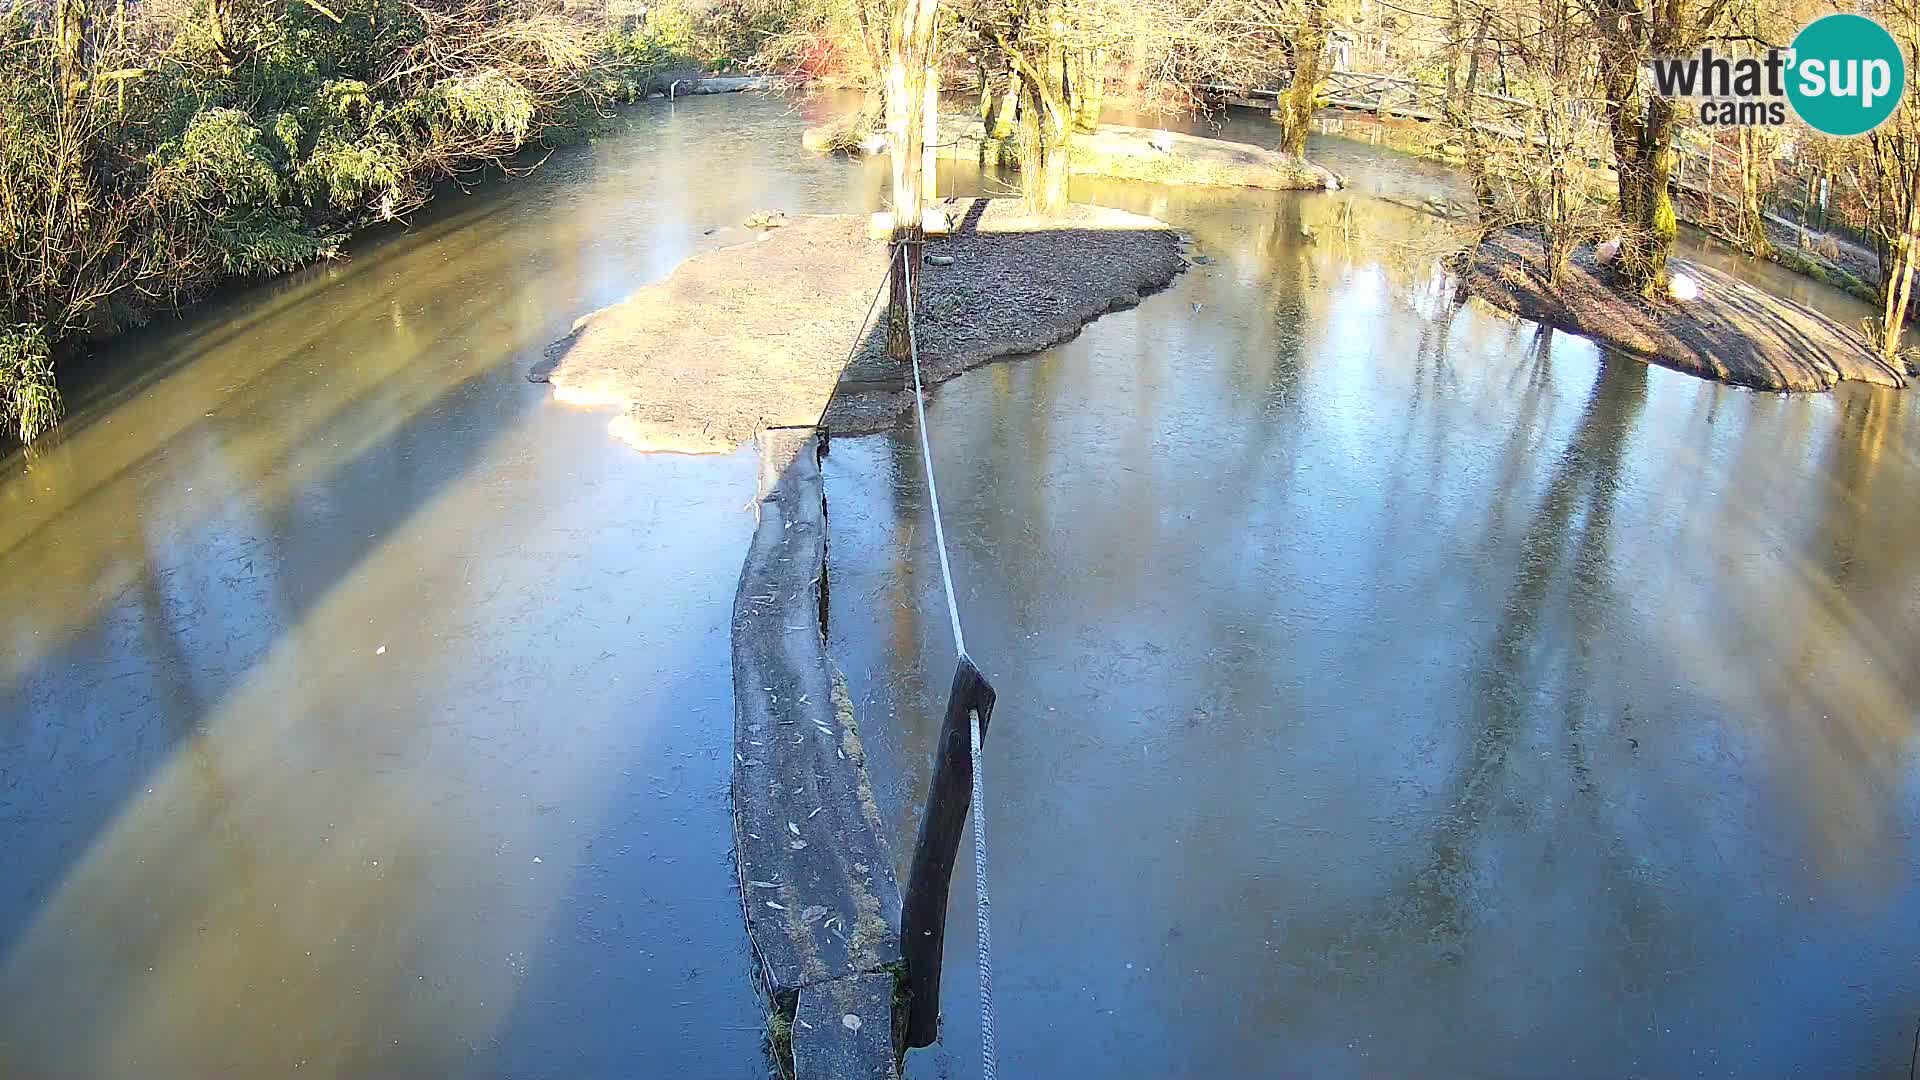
(900, 655), (997, 1048)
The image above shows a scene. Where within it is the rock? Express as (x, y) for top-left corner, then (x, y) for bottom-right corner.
(1596, 236), (1623, 267)
(1669, 272), (1700, 302)
(804, 114), (878, 156)
(689, 75), (771, 95)
(801, 125), (845, 154)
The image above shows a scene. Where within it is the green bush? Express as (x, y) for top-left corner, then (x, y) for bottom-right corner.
(0, 327), (60, 446)
(1, 0), (800, 444)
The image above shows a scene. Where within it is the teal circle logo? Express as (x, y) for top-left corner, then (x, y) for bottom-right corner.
(1787, 14), (1905, 137)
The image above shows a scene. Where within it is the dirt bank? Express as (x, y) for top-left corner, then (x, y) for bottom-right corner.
(810, 113), (1337, 191)
(1458, 229), (1909, 392)
(1065, 124), (1339, 190)
(530, 198), (1188, 451)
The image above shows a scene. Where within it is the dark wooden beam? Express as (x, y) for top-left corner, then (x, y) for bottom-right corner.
(900, 655), (997, 1048)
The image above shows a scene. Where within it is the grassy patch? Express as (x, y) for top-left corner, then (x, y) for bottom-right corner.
(767, 989), (798, 1080)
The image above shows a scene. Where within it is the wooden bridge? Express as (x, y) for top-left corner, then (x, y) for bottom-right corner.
(1198, 70), (1728, 205)
(1197, 71), (1533, 129)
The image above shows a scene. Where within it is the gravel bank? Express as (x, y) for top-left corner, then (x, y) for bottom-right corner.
(530, 198), (1188, 450)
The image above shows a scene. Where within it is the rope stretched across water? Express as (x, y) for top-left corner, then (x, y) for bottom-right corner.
(899, 244), (998, 1080)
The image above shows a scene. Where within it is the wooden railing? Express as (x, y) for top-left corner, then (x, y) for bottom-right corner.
(1198, 71), (1727, 193)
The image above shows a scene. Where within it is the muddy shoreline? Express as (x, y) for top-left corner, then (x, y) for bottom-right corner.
(1458, 229), (1909, 392)
(529, 198), (1190, 451)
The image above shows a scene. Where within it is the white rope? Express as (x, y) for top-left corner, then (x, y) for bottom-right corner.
(899, 244), (996, 1080)
(900, 249), (967, 660)
(967, 702), (997, 1080)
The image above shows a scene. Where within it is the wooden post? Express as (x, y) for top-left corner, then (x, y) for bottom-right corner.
(900, 656), (996, 1048)
(923, 69), (940, 226)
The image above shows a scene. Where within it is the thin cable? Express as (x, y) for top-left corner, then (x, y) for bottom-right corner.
(842, 258), (896, 372)
(967, 703), (997, 1080)
(1908, 1013), (1918, 1080)
(900, 247), (967, 659)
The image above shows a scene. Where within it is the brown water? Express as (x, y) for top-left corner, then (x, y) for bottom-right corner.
(3, 90), (1916, 1079)
(826, 152), (1920, 1076)
(0, 93), (900, 1079)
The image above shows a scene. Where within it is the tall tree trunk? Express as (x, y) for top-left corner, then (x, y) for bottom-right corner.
(994, 12), (1075, 215)
(1628, 95), (1680, 295)
(54, 0), (88, 101)
(1279, 0), (1329, 157)
(207, 0), (239, 71)
(1450, 9), (1497, 232)
(884, 0), (939, 360)
(1596, 32), (1644, 239)
(990, 72), (1017, 138)
(1069, 48), (1105, 132)
(922, 69), (939, 222)
(1020, 78), (1070, 213)
(1880, 162), (1920, 359)
(1738, 128), (1771, 259)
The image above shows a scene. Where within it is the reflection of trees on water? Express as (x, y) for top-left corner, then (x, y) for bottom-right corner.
(1371, 354), (1644, 938)
(1207, 353), (1664, 1056)
(1756, 384), (1920, 885)
(853, 170), (1920, 1073)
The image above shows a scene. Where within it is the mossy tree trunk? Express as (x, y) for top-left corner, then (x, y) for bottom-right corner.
(1617, 97), (1679, 297)
(991, 11), (1077, 216)
(1737, 128), (1771, 259)
(990, 72), (1017, 137)
(1593, 0), (1727, 298)
(1597, 35), (1679, 297)
(1278, 0), (1329, 157)
(54, 0), (88, 101)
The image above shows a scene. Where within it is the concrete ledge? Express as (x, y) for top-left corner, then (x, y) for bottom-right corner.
(689, 75), (781, 94)
(733, 428), (903, 1076)
(794, 973), (899, 1080)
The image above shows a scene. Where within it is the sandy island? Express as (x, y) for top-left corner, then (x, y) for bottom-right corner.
(529, 197), (1188, 452)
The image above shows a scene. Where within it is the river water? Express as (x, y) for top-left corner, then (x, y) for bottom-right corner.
(2, 92), (1916, 1079)
(0, 93), (896, 1078)
(829, 127), (1920, 1076)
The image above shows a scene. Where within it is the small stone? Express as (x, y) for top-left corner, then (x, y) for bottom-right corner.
(841, 1014), (862, 1031)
